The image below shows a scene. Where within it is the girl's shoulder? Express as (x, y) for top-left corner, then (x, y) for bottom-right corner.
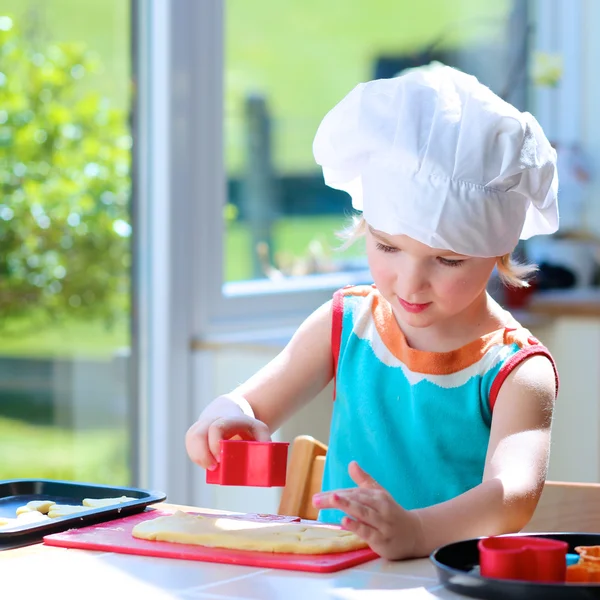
(333, 283), (377, 300)
(485, 307), (547, 352)
(332, 283), (379, 316)
(483, 315), (559, 409)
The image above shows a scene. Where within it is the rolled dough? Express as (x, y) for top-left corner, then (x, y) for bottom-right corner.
(132, 511), (368, 554)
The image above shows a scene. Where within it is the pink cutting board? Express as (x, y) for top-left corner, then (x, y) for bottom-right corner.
(42, 509), (379, 573)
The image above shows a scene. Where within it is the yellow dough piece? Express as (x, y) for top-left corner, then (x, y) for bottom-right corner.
(82, 496), (136, 508)
(47, 505), (90, 519)
(0, 517), (16, 529)
(132, 511), (368, 555)
(16, 511), (51, 523)
(16, 500), (56, 515)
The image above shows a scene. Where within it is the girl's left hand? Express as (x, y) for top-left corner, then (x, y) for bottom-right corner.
(312, 461), (424, 560)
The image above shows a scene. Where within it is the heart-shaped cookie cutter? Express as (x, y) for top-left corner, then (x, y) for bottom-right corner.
(478, 535), (568, 582)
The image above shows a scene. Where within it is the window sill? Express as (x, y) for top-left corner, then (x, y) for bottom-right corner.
(223, 268), (372, 298)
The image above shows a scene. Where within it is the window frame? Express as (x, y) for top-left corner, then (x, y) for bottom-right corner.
(133, 0), (198, 501)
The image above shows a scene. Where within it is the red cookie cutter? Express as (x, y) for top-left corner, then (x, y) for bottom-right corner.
(206, 440), (289, 487)
(478, 535), (568, 583)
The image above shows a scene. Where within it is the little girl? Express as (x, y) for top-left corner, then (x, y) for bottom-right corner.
(186, 64), (559, 560)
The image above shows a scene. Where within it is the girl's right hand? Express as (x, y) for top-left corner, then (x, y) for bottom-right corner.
(185, 410), (271, 471)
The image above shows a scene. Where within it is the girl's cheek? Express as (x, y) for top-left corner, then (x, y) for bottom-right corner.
(369, 261), (392, 284)
(435, 277), (471, 303)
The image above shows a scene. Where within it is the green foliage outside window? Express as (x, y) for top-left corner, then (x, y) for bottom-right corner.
(0, 16), (130, 328)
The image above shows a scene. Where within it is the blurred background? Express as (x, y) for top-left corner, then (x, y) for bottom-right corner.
(0, 0), (599, 510)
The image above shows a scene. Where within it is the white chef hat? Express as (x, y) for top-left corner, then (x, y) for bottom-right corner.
(313, 63), (559, 257)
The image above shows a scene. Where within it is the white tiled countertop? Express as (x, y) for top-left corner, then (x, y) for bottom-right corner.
(2, 543), (466, 600)
(1, 503), (469, 600)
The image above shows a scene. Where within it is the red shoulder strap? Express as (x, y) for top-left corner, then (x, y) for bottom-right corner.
(489, 344), (559, 412)
(331, 289), (345, 401)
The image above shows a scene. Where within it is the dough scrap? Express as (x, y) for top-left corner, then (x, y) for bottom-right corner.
(47, 505), (90, 519)
(16, 511), (51, 523)
(82, 496), (136, 508)
(16, 500), (56, 515)
(13, 496), (136, 521)
(0, 517), (16, 529)
(132, 511), (368, 554)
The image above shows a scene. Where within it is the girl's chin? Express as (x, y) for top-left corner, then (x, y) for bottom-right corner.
(393, 307), (439, 328)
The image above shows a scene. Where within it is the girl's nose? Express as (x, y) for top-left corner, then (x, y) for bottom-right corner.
(397, 256), (429, 299)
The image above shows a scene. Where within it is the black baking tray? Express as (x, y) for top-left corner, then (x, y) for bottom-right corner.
(431, 532), (600, 600)
(0, 479), (166, 545)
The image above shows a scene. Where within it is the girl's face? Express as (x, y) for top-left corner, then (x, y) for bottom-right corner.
(366, 226), (497, 328)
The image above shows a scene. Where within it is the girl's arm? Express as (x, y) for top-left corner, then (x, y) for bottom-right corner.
(231, 299), (334, 432)
(411, 353), (556, 555)
(186, 300), (334, 468)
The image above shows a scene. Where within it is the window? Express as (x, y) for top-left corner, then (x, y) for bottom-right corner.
(223, 0), (526, 287)
(160, 1), (531, 343)
(0, 1), (133, 484)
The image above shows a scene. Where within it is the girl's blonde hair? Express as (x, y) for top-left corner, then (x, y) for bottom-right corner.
(337, 215), (536, 288)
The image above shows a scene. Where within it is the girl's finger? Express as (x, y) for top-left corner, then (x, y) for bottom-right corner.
(340, 515), (379, 547)
(348, 461), (384, 490)
(327, 488), (386, 512)
(207, 417), (271, 459)
(185, 423), (216, 469)
(316, 491), (385, 531)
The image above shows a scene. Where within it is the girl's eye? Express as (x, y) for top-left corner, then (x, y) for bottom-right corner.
(375, 242), (397, 253)
(437, 257), (464, 267)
